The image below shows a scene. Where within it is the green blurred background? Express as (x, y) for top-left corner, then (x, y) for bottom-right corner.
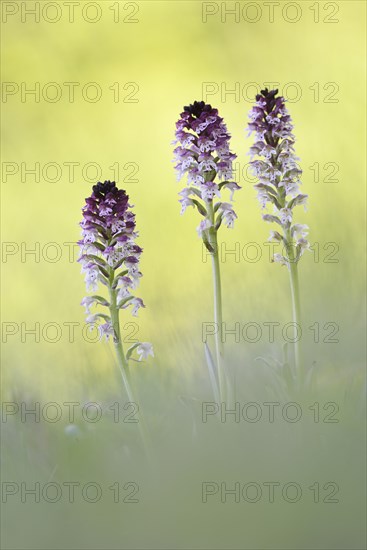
(1, 1), (366, 549)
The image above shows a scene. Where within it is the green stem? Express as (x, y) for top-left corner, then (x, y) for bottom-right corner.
(285, 231), (302, 379)
(289, 261), (302, 373)
(108, 284), (134, 402)
(207, 204), (226, 402)
(108, 282), (150, 453)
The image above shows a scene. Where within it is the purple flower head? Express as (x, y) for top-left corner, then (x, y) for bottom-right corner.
(78, 181), (153, 367)
(79, 181), (140, 276)
(247, 89), (309, 265)
(173, 101), (240, 248)
(78, 181), (145, 315)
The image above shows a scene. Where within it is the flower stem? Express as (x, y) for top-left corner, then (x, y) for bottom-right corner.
(108, 285), (135, 402)
(207, 203), (226, 401)
(108, 284), (150, 454)
(289, 261), (302, 372)
(285, 232), (302, 380)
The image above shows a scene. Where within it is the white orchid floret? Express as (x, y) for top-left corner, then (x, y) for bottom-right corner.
(291, 193), (308, 207)
(179, 187), (197, 198)
(187, 172), (205, 186)
(82, 265), (99, 291)
(296, 238), (310, 255)
(181, 133), (196, 148)
(136, 342), (154, 361)
(255, 185), (272, 208)
(220, 181), (241, 201)
(179, 197), (195, 214)
(273, 253), (288, 267)
(198, 158), (217, 172)
(268, 231), (283, 242)
(217, 163), (233, 180)
(283, 179), (301, 196)
(198, 136), (217, 153)
(122, 297), (145, 317)
(99, 322), (114, 341)
(81, 229), (97, 243)
(291, 224), (309, 238)
(81, 296), (95, 315)
(279, 207), (293, 225)
(110, 219), (125, 233)
(197, 218), (212, 237)
(200, 181), (220, 202)
(103, 245), (124, 267)
(218, 203), (237, 229)
(263, 213), (281, 225)
(130, 272), (142, 289)
(117, 286), (131, 301)
(261, 144), (277, 159)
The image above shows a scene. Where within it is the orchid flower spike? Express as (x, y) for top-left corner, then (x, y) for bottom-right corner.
(173, 101), (241, 251)
(247, 88), (309, 266)
(78, 180), (153, 367)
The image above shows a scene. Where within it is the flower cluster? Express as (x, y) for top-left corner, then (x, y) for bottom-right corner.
(248, 89), (309, 266)
(78, 180), (153, 361)
(173, 101), (240, 249)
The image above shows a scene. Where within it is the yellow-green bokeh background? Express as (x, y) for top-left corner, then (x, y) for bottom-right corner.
(1, 1), (366, 549)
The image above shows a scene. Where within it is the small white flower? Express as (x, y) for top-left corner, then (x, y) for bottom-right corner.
(220, 181), (241, 201)
(187, 172), (204, 186)
(82, 229), (97, 243)
(198, 158), (217, 172)
(261, 144), (277, 159)
(296, 238), (310, 256)
(99, 204), (113, 216)
(268, 231), (283, 242)
(83, 265), (99, 291)
(198, 137), (216, 153)
(136, 342), (154, 361)
(200, 182), (220, 202)
(123, 297), (145, 317)
(117, 286), (131, 301)
(293, 194), (308, 209)
(99, 322), (114, 341)
(125, 260), (140, 277)
(179, 197), (195, 214)
(196, 121), (210, 133)
(181, 157), (198, 172)
(219, 203), (237, 229)
(130, 272), (142, 289)
(273, 253), (288, 267)
(81, 296), (95, 315)
(292, 224), (309, 239)
(263, 213), (281, 225)
(196, 218), (212, 237)
(279, 208), (292, 225)
(110, 219), (125, 233)
(181, 133), (195, 148)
